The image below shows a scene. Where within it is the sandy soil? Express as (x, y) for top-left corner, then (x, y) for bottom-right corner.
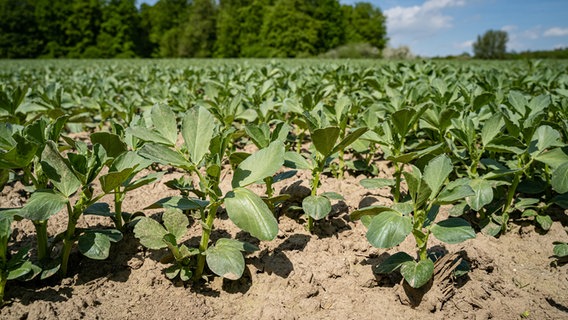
(1, 158), (567, 320)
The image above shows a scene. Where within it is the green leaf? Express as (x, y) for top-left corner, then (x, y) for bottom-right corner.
(486, 136), (525, 154)
(312, 127), (340, 157)
(90, 132), (127, 158)
(225, 188), (278, 241)
(151, 104), (178, 146)
(466, 179), (494, 211)
(162, 208), (188, 242)
(245, 123), (270, 148)
(553, 193), (568, 209)
(0, 134), (37, 169)
(375, 252), (414, 274)
(508, 91), (527, 116)
(535, 147), (568, 169)
(536, 215), (553, 231)
(350, 205), (397, 221)
(431, 218), (475, 244)
(126, 126), (173, 146)
(400, 259), (434, 288)
(360, 178), (395, 189)
(40, 141), (81, 197)
(481, 114), (504, 146)
(133, 217), (168, 250)
(423, 154), (453, 198)
(21, 190), (67, 221)
(99, 168), (135, 193)
(551, 162), (568, 193)
(84, 202), (112, 216)
(321, 192), (344, 200)
(302, 195), (332, 220)
(553, 242), (568, 258)
(232, 141), (285, 188)
(283, 151), (313, 170)
(206, 239), (246, 280)
(391, 108), (415, 137)
(139, 143), (192, 169)
(436, 185), (474, 204)
(182, 105), (215, 165)
(78, 232), (112, 260)
(145, 196), (209, 210)
(111, 150), (153, 172)
(531, 125), (561, 156)
(366, 211), (412, 248)
(331, 127), (368, 155)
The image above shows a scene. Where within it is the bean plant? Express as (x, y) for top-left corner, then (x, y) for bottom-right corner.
(352, 155), (476, 288)
(130, 104), (282, 281)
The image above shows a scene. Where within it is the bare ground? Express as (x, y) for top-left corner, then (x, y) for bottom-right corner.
(1, 163), (567, 320)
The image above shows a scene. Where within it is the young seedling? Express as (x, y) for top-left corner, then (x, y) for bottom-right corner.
(88, 130), (162, 231)
(29, 139), (126, 276)
(285, 111), (367, 232)
(130, 104), (282, 281)
(0, 209), (32, 304)
(352, 154), (476, 288)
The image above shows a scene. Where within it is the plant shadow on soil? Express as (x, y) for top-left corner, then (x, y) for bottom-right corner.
(5, 231), (139, 306)
(361, 246), (473, 308)
(279, 180), (353, 239)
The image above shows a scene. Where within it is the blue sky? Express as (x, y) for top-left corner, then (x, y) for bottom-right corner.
(139, 0), (568, 57)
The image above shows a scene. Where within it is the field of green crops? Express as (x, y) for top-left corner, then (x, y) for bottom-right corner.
(1, 59), (567, 317)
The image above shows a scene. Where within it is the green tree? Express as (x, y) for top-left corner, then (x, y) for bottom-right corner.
(261, 0), (321, 57)
(97, 0), (141, 58)
(65, 0), (103, 58)
(178, 0), (217, 57)
(215, 0), (244, 57)
(35, 0), (72, 57)
(238, 0), (268, 57)
(473, 30), (508, 59)
(0, 0), (43, 58)
(342, 2), (387, 50)
(141, 0), (189, 57)
(307, 0), (345, 53)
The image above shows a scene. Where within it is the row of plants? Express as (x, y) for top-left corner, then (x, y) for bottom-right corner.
(0, 59), (567, 305)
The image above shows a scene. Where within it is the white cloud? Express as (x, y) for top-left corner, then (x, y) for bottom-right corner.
(544, 27), (568, 37)
(501, 25), (517, 33)
(455, 40), (474, 50)
(385, 0), (466, 36)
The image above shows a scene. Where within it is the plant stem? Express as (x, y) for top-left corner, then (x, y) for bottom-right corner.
(33, 220), (49, 262)
(393, 162), (402, 203)
(61, 201), (79, 277)
(194, 202), (219, 280)
(114, 188), (124, 230)
(306, 160), (323, 233)
(0, 272), (6, 305)
(338, 149), (345, 180)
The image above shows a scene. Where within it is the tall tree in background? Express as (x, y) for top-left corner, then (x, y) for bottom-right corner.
(96, 0), (142, 58)
(65, 0), (103, 57)
(0, 0), (389, 58)
(0, 0), (42, 58)
(238, 0), (268, 57)
(141, 0), (189, 57)
(473, 30), (508, 59)
(35, 0), (71, 57)
(178, 0), (217, 57)
(308, 0), (345, 53)
(215, 0), (244, 58)
(342, 2), (387, 50)
(261, 0), (321, 57)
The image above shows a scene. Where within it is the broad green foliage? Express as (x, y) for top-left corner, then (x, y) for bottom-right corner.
(1, 59), (567, 301)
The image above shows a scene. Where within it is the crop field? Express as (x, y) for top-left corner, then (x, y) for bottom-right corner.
(0, 59), (567, 319)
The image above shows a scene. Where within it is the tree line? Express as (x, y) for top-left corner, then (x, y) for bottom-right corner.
(0, 0), (388, 59)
